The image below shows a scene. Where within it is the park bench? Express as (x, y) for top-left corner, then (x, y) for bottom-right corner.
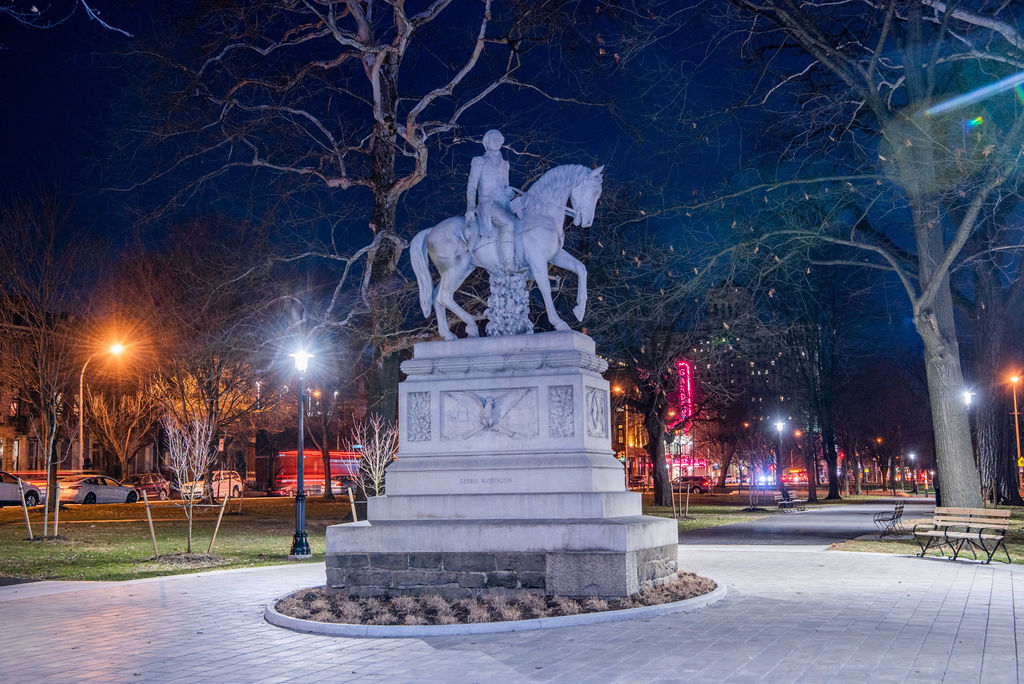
(913, 507), (1012, 564)
(873, 502), (905, 537)
(774, 491), (807, 512)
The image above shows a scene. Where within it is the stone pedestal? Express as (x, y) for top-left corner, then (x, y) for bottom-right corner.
(325, 331), (677, 598)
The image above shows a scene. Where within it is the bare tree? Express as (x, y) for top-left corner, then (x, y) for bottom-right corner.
(587, 223), (740, 505)
(85, 386), (159, 480)
(2, 1), (131, 36)
(349, 414), (396, 499)
(0, 192), (87, 535)
(124, 1), (669, 420)
(162, 413), (217, 554)
(306, 387), (342, 500)
(678, 2), (1024, 507)
(117, 219), (278, 497)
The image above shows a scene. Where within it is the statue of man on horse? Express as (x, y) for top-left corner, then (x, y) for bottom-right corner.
(410, 129), (604, 340)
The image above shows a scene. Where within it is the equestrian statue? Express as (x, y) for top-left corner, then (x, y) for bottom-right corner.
(410, 129), (604, 340)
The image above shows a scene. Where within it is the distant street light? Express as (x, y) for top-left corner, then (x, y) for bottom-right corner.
(963, 390), (974, 406)
(775, 421), (785, 486)
(1012, 376), (1023, 494)
(80, 343), (124, 471)
(289, 350), (313, 559)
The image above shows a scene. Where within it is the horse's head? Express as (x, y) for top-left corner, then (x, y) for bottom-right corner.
(570, 165), (604, 227)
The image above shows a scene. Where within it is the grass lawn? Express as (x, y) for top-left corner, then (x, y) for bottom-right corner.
(0, 496), (359, 581)
(1, 488), (920, 581)
(641, 491), (781, 532)
(830, 508), (1024, 564)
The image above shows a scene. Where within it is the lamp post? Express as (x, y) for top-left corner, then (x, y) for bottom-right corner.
(613, 386), (628, 487)
(908, 452), (916, 494)
(774, 421), (785, 488)
(1012, 376), (1023, 494)
(289, 350), (313, 559)
(79, 344), (124, 471)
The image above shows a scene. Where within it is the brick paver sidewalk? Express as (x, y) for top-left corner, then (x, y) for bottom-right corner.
(1, 511), (1020, 682)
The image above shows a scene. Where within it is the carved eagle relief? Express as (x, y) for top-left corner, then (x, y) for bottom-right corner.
(444, 388), (533, 440)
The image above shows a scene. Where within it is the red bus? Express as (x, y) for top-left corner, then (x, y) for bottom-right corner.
(270, 450), (361, 497)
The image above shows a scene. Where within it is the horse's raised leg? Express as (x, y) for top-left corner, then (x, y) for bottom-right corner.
(526, 253), (570, 332)
(550, 248), (587, 321)
(437, 257), (480, 337)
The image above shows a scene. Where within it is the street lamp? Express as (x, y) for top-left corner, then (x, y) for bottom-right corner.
(80, 343), (124, 471)
(613, 386), (630, 487)
(289, 350), (313, 559)
(908, 452), (916, 493)
(775, 421), (785, 487)
(1012, 376), (1022, 493)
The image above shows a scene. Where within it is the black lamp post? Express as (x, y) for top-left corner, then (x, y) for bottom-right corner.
(289, 350), (313, 559)
(774, 421), (785, 487)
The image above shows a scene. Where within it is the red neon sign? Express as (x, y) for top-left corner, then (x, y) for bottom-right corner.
(674, 359), (693, 433)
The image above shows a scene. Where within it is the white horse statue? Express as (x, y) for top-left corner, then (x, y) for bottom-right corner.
(410, 164), (604, 340)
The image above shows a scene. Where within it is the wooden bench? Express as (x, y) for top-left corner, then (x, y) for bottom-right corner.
(873, 502), (905, 537)
(913, 507), (1011, 564)
(774, 491), (807, 512)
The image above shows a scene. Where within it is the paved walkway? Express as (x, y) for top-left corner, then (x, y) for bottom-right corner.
(1, 502), (1021, 683)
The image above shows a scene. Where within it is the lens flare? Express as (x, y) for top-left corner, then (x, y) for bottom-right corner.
(925, 70), (1024, 116)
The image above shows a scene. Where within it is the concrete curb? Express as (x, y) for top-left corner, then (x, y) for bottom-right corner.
(263, 578), (726, 638)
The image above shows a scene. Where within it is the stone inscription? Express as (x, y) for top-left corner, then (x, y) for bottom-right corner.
(407, 391), (431, 442)
(548, 385), (574, 438)
(459, 477), (513, 485)
(441, 388), (538, 441)
(584, 386), (609, 439)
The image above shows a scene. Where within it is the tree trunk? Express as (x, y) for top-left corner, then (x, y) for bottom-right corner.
(970, 320), (1024, 504)
(822, 427), (841, 500)
(367, 348), (400, 423)
(717, 449), (733, 491)
(912, 199), (983, 508)
(803, 452), (818, 504)
(801, 432), (818, 503)
(975, 390), (1023, 505)
(854, 450), (863, 495)
(322, 445), (334, 500)
(361, 51), (404, 425)
(643, 412), (672, 506)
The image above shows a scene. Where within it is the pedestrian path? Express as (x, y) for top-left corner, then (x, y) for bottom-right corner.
(0, 503), (1019, 683)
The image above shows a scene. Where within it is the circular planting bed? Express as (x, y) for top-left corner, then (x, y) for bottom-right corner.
(266, 571), (725, 637)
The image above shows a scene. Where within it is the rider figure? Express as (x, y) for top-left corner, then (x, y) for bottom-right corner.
(465, 129), (517, 273)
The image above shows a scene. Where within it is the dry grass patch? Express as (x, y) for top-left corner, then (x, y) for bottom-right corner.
(276, 571), (716, 625)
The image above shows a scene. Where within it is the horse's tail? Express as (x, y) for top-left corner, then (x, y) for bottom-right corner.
(410, 229), (433, 319)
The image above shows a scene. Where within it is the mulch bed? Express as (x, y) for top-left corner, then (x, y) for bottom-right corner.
(276, 571), (716, 626)
(135, 553), (229, 569)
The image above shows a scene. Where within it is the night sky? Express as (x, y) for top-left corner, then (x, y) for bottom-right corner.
(0, 3), (919, 352)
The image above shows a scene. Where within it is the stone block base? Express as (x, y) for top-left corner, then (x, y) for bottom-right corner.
(325, 545), (678, 599)
(325, 516), (678, 598)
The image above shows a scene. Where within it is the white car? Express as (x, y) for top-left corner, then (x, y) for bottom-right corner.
(59, 475), (138, 504)
(0, 470), (43, 507)
(180, 470), (242, 500)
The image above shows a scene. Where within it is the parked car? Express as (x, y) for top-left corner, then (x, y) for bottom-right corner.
(0, 470), (43, 507)
(672, 475), (710, 494)
(125, 473), (171, 501)
(180, 470), (243, 499)
(59, 475), (138, 504)
(331, 474), (359, 494)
